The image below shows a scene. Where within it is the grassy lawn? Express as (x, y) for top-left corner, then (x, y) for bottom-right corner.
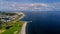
(1, 21), (23, 34)
(0, 13), (24, 34)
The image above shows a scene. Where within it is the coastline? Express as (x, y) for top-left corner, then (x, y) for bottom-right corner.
(18, 12), (28, 34)
(13, 12), (25, 23)
(19, 13), (25, 20)
(13, 12), (28, 34)
(19, 22), (28, 34)
(15, 12), (25, 20)
(0, 12), (27, 34)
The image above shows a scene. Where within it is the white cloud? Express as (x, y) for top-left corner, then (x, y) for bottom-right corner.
(0, 2), (60, 11)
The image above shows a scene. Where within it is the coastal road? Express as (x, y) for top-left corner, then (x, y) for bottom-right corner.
(19, 22), (28, 34)
(13, 12), (25, 23)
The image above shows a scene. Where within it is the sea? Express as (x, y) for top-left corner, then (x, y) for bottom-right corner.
(21, 11), (60, 34)
(2, 11), (60, 34)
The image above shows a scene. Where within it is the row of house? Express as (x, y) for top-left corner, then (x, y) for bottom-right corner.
(0, 15), (17, 23)
(0, 12), (23, 23)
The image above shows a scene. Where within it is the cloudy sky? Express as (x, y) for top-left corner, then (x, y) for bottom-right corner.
(0, 0), (60, 11)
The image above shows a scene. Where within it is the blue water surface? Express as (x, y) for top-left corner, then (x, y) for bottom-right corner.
(21, 11), (60, 34)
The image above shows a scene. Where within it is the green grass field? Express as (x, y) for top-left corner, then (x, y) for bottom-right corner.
(1, 21), (23, 34)
(0, 13), (24, 34)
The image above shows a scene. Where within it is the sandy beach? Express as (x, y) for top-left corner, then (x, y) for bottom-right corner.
(19, 22), (28, 34)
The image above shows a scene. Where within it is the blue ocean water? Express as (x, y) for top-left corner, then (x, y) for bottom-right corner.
(21, 11), (60, 34)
